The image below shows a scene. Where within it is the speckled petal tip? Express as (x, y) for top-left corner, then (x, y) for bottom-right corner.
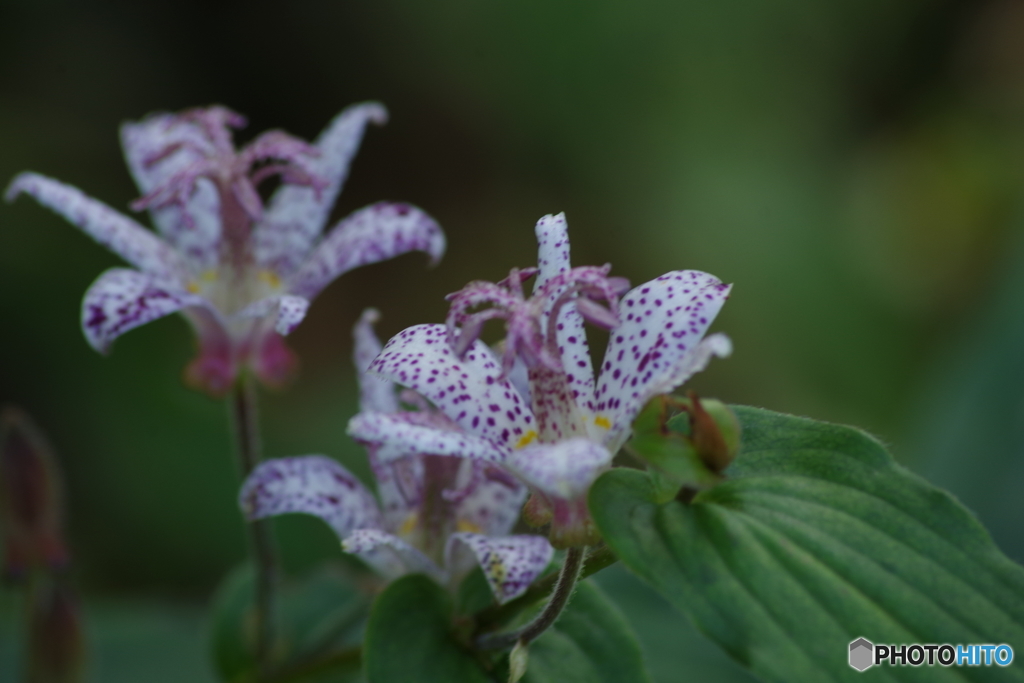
(342, 528), (443, 581)
(287, 202), (445, 300)
(369, 324), (534, 451)
(6, 173), (186, 281)
(255, 103), (389, 273)
(595, 270), (731, 443)
(120, 115), (222, 269)
(447, 532), (554, 604)
(81, 268), (209, 353)
(353, 308), (399, 415)
(507, 437), (613, 499)
(238, 455), (383, 539)
(347, 412), (508, 464)
(532, 213), (596, 414)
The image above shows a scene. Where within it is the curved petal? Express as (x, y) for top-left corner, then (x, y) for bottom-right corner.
(120, 115), (221, 270)
(342, 528), (443, 581)
(532, 213), (596, 414)
(6, 173), (186, 281)
(369, 324), (534, 451)
(235, 294), (310, 335)
(454, 467), (528, 538)
(287, 202), (445, 300)
(353, 308), (398, 414)
(446, 533), (554, 604)
(254, 103), (389, 273)
(81, 268), (209, 353)
(507, 437), (612, 499)
(595, 270), (731, 446)
(348, 412), (508, 464)
(238, 455), (383, 539)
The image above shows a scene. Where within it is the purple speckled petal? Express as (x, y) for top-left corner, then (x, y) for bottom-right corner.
(287, 202), (445, 300)
(532, 213), (596, 414)
(454, 466), (527, 538)
(81, 268), (210, 353)
(342, 528), (443, 580)
(347, 412), (508, 464)
(446, 533), (554, 604)
(369, 324), (535, 451)
(6, 173), (186, 281)
(239, 455), (383, 539)
(353, 308), (399, 414)
(595, 270), (731, 446)
(234, 294), (310, 335)
(507, 437), (612, 499)
(120, 115), (221, 270)
(254, 103), (388, 273)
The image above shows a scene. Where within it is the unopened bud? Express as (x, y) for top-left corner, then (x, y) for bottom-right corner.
(28, 578), (85, 683)
(0, 407), (69, 579)
(508, 639), (529, 683)
(685, 392), (740, 473)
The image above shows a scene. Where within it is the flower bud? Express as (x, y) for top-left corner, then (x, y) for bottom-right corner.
(0, 407), (69, 580)
(28, 578), (85, 683)
(684, 392), (740, 474)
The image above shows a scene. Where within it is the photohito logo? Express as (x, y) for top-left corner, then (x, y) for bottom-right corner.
(849, 638), (1014, 671)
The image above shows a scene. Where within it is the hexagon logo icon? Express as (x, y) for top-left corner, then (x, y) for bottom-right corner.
(849, 638), (874, 671)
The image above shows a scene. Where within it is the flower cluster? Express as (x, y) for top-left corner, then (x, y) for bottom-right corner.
(5, 104), (444, 395)
(351, 213), (732, 546)
(239, 310), (553, 604)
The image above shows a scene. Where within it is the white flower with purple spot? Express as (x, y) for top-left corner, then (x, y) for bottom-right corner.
(6, 104), (445, 395)
(351, 213), (732, 547)
(239, 310), (553, 604)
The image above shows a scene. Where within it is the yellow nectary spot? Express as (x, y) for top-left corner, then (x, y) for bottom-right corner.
(201, 269), (218, 282)
(398, 512), (418, 536)
(516, 430), (538, 449)
(456, 519), (482, 534)
(594, 416), (612, 429)
(186, 281), (200, 294)
(259, 269), (282, 289)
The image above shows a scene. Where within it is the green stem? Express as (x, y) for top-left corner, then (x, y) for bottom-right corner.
(230, 375), (278, 674)
(475, 546), (586, 651)
(474, 545), (616, 632)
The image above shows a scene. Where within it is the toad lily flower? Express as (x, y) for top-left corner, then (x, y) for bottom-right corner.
(239, 310), (553, 604)
(5, 104), (445, 395)
(350, 214), (732, 547)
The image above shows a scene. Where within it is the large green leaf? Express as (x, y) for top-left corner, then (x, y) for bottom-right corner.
(364, 574), (491, 683)
(591, 406), (1024, 682)
(522, 580), (650, 683)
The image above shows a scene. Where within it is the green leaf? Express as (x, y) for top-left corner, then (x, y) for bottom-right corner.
(364, 574), (491, 683)
(522, 581), (650, 683)
(590, 405), (1024, 682)
(208, 563), (369, 682)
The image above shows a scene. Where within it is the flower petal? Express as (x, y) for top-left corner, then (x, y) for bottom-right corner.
(81, 268), (209, 353)
(120, 115), (222, 270)
(454, 467), (528, 538)
(348, 412), (508, 464)
(342, 528), (443, 581)
(238, 455), (383, 539)
(507, 437), (613, 499)
(5, 173), (186, 281)
(369, 324), (534, 451)
(532, 213), (596, 414)
(446, 533), (554, 604)
(287, 202), (445, 300)
(254, 103), (388, 273)
(595, 270), (731, 446)
(354, 308), (398, 414)
(235, 294), (310, 335)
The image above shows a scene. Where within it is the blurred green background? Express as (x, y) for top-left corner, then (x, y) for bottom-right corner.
(2, 0), (1024, 680)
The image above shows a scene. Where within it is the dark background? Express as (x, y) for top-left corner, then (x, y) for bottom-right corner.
(2, 0), (1024, 680)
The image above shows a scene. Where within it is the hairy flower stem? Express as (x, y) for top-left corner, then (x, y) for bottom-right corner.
(230, 375), (278, 673)
(476, 546), (586, 651)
